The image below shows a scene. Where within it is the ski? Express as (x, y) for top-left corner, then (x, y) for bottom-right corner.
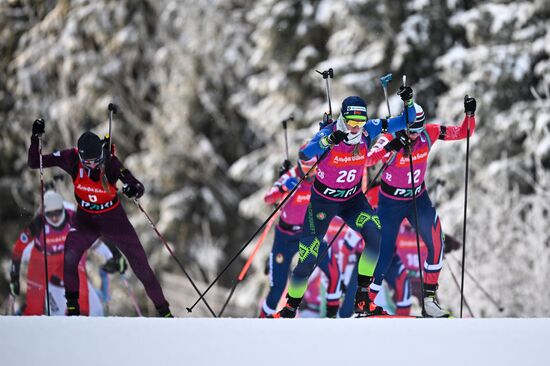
(355, 314), (420, 319)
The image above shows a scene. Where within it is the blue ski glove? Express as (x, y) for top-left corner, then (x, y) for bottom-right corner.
(284, 177), (299, 191)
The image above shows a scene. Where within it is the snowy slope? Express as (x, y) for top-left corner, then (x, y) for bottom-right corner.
(1, 317), (549, 366)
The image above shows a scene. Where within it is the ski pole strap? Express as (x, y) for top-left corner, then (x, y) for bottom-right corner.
(238, 214), (277, 281)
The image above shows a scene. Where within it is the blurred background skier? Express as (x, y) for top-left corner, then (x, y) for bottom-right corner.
(260, 156), (341, 318)
(8, 190), (124, 316)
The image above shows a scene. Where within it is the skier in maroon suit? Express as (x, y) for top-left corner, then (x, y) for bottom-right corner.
(28, 119), (172, 317)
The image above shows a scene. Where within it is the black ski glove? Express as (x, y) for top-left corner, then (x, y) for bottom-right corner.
(384, 132), (411, 152)
(323, 130), (348, 146)
(9, 262), (20, 297)
(32, 118), (45, 136)
(122, 183), (144, 199)
(397, 86), (413, 102)
(278, 160), (292, 177)
(464, 95), (476, 116)
(102, 256), (128, 274)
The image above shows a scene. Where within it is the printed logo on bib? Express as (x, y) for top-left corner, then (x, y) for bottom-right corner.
(275, 253), (284, 264)
(392, 186), (423, 198)
(398, 238), (419, 248)
(395, 146), (429, 167)
(76, 196), (118, 212)
(328, 151), (365, 167)
(294, 193), (311, 205)
(47, 235), (67, 245)
(76, 183), (109, 194)
(322, 185), (359, 199)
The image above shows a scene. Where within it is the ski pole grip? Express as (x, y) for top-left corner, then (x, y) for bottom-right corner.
(316, 69), (334, 79)
(281, 114), (294, 129)
(380, 73), (393, 88)
(108, 103), (118, 114)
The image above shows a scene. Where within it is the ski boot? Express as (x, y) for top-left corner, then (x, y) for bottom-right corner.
(354, 286), (387, 317)
(422, 284), (451, 318)
(259, 309), (269, 318)
(65, 291), (80, 316)
(272, 296), (301, 318)
(326, 304), (339, 319)
(156, 304), (174, 318)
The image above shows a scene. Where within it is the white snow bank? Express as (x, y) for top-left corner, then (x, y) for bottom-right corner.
(1, 317), (549, 366)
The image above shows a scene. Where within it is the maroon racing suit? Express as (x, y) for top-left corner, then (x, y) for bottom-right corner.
(28, 135), (169, 312)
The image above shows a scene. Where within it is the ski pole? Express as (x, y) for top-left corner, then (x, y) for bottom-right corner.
(443, 257), (474, 317)
(7, 294), (15, 315)
(280, 115), (294, 174)
(380, 73), (393, 118)
(447, 254), (504, 312)
(218, 214), (278, 317)
(133, 198), (217, 317)
(402, 75), (426, 315)
(282, 115), (294, 161)
(459, 95), (472, 318)
(37, 124), (51, 316)
(120, 273), (143, 317)
(107, 102), (117, 152)
(187, 149), (331, 313)
(316, 68), (334, 118)
(99, 269), (111, 315)
(465, 267), (504, 312)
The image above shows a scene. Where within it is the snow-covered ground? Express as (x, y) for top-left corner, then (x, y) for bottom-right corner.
(1, 317), (549, 366)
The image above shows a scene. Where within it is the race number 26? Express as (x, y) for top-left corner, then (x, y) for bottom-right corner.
(336, 169), (357, 183)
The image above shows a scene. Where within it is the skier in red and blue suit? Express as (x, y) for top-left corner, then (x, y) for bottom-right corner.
(274, 87), (417, 318)
(390, 220), (461, 316)
(28, 120), (172, 317)
(364, 95), (476, 317)
(260, 156), (342, 318)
